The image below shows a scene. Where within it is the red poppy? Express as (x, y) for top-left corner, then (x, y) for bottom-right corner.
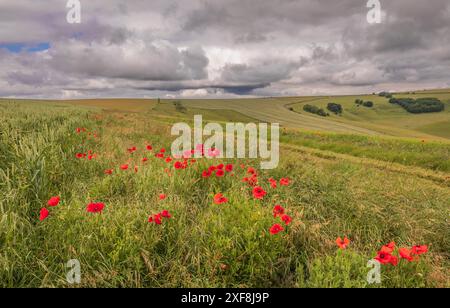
(75, 153), (85, 159)
(127, 146), (137, 153)
(142, 157), (149, 163)
(202, 170), (212, 178)
(86, 202), (105, 213)
(156, 153), (164, 158)
(160, 148), (166, 153)
(269, 178), (277, 188)
(213, 193), (228, 205)
(336, 237), (351, 250)
(269, 224), (284, 235)
(280, 178), (290, 186)
(165, 157), (173, 163)
(375, 251), (398, 266)
(225, 164), (233, 172)
(47, 196), (60, 207)
(87, 155), (94, 160)
(104, 169), (113, 175)
(174, 161), (184, 169)
(146, 145), (153, 151)
(247, 167), (256, 175)
(273, 205), (285, 217)
(399, 248), (414, 262)
(411, 245), (428, 255)
(159, 194), (167, 200)
(281, 214), (293, 226)
(39, 208), (49, 221)
(252, 186), (267, 200)
(161, 210), (171, 219)
(120, 164), (129, 170)
(148, 213), (162, 225)
(217, 164), (224, 170)
(216, 169), (225, 177)
(380, 242), (396, 254)
(208, 165), (217, 172)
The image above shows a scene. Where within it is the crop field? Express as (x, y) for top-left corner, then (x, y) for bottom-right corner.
(0, 96), (449, 288)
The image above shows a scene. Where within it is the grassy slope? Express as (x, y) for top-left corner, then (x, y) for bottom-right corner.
(0, 100), (449, 288)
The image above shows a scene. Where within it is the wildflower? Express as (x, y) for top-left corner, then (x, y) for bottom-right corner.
(127, 146), (137, 154)
(47, 196), (60, 207)
(411, 245), (428, 255)
(86, 202), (105, 213)
(273, 205), (285, 217)
(202, 170), (212, 178)
(280, 178), (290, 186)
(269, 178), (277, 188)
(160, 148), (166, 153)
(165, 157), (173, 163)
(76, 153), (85, 159)
(380, 242), (396, 254)
(213, 193), (228, 205)
(159, 194), (167, 200)
(146, 145), (153, 151)
(217, 164), (224, 170)
(252, 186), (267, 200)
(148, 213), (162, 225)
(174, 161), (184, 169)
(375, 251), (398, 266)
(399, 248), (414, 262)
(247, 167), (256, 175)
(225, 164), (234, 172)
(161, 210), (171, 219)
(216, 169), (225, 177)
(269, 224), (284, 235)
(281, 214), (293, 226)
(336, 237), (351, 250)
(142, 157), (149, 163)
(156, 153), (164, 158)
(120, 164), (129, 170)
(104, 169), (113, 175)
(39, 208), (49, 221)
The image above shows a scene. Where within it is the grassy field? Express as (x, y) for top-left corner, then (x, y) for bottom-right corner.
(0, 97), (449, 288)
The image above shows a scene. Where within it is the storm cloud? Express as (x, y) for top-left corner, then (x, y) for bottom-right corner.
(0, 0), (449, 98)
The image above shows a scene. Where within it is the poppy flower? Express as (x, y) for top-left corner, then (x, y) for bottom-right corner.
(146, 145), (153, 151)
(336, 237), (351, 250)
(399, 248), (415, 262)
(120, 164), (129, 170)
(411, 245), (428, 255)
(247, 167), (256, 175)
(148, 213), (162, 225)
(273, 205), (285, 217)
(269, 178), (277, 188)
(208, 165), (217, 172)
(156, 153), (164, 158)
(142, 157), (149, 163)
(225, 164), (233, 172)
(104, 169), (113, 175)
(127, 146), (137, 153)
(87, 202), (105, 214)
(161, 210), (171, 219)
(216, 169), (225, 177)
(280, 178), (290, 186)
(174, 161), (184, 169)
(269, 224), (284, 235)
(165, 157), (173, 163)
(375, 251), (398, 266)
(159, 194), (167, 200)
(160, 148), (166, 153)
(202, 170), (212, 178)
(217, 164), (224, 170)
(87, 155), (94, 160)
(76, 153), (85, 159)
(281, 214), (293, 226)
(39, 208), (49, 221)
(380, 242), (396, 254)
(47, 196), (60, 207)
(252, 186), (267, 200)
(213, 193), (228, 205)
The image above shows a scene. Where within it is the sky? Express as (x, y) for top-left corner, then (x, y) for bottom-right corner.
(0, 0), (449, 99)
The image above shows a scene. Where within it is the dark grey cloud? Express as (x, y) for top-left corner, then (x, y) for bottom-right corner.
(0, 0), (449, 98)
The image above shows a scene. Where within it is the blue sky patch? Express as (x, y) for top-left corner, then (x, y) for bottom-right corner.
(0, 42), (51, 53)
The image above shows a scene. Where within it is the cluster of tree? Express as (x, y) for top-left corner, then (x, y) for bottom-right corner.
(327, 103), (343, 115)
(355, 99), (374, 108)
(389, 97), (444, 114)
(378, 92), (393, 98)
(303, 104), (329, 117)
(173, 101), (187, 113)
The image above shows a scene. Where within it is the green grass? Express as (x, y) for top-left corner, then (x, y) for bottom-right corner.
(0, 100), (449, 288)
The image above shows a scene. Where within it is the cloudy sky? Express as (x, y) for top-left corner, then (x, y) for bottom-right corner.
(0, 0), (449, 98)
